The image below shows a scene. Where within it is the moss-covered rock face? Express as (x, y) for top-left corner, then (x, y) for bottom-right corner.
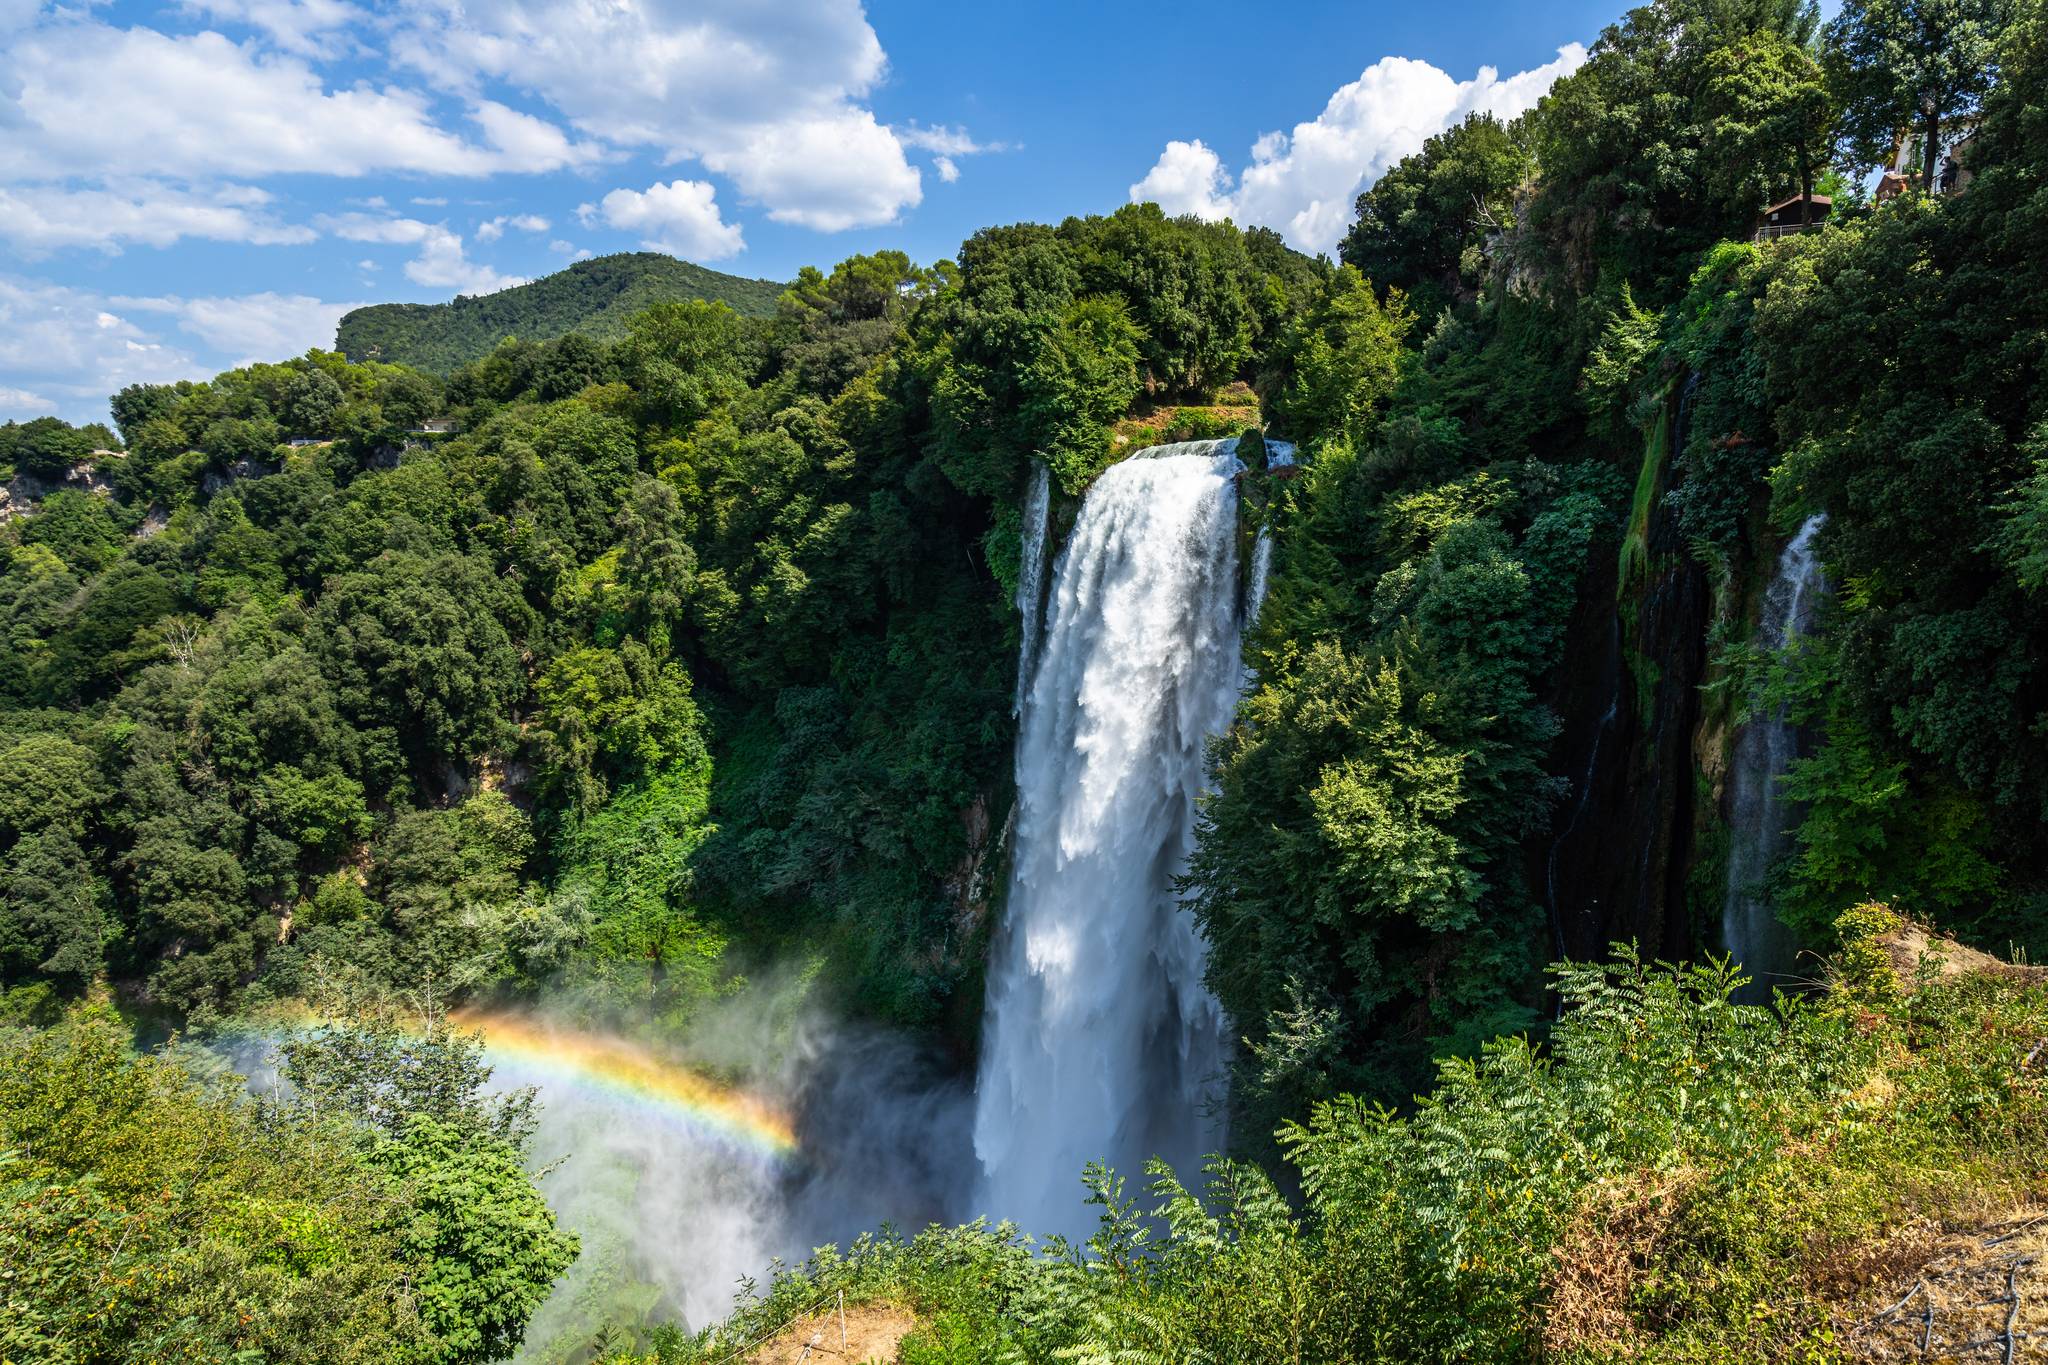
(1236, 424), (1268, 472)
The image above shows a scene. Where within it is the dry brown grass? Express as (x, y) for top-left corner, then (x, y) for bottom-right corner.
(745, 1300), (918, 1365)
(1539, 1169), (1699, 1358)
(1837, 1208), (2048, 1361)
(1878, 921), (2048, 994)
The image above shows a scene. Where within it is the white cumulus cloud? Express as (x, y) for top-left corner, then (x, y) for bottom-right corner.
(898, 122), (1004, 185)
(389, 0), (934, 230)
(0, 22), (597, 182)
(117, 291), (366, 367)
(321, 212), (525, 294)
(1130, 44), (1587, 255)
(0, 181), (317, 253)
(701, 109), (920, 231)
(177, 0), (367, 57)
(476, 213), (551, 243)
(0, 277), (378, 422)
(1128, 140), (1234, 221)
(580, 180), (744, 260)
(0, 277), (201, 422)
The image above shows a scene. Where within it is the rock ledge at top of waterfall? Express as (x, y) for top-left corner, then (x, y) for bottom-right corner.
(1123, 435), (1296, 468)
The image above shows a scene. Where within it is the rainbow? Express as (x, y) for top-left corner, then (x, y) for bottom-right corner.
(451, 1009), (800, 1162)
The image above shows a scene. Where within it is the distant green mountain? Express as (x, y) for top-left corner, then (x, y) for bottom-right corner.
(334, 252), (785, 372)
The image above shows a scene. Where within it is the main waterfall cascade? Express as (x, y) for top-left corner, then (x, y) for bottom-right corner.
(972, 438), (1282, 1238)
(1721, 513), (1830, 997)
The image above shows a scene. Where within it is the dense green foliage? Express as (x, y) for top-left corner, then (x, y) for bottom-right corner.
(1188, 0), (2048, 1145)
(0, 1001), (573, 1363)
(0, 415), (121, 482)
(1824, 0), (2014, 185)
(625, 923), (2048, 1364)
(1341, 113), (1533, 323)
(4, 0), (2047, 1355)
(1664, 5), (2048, 950)
(0, 205), (1321, 1042)
(335, 253), (785, 373)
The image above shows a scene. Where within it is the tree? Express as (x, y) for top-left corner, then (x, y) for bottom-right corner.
(615, 475), (697, 656)
(1019, 295), (1145, 492)
(532, 640), (706, 813)
(1825, 0), (2014, 188)
(368, 1115), (577, 1365)
(378, 368), (444, 430)
(311, 551), (532, 780)
(0, 830), (110, 988)
(1341, 113), (1534, 321)
(280, 998), (575, 1365)
(281, 1000), (538, 1148)
(0, 416), (95, 481)
(0, 734), (104, 844)
(282, 366), (347, 437)
(619, 299), (763, 432)
(200, 413), (281, 467)
(533, 331), (612, 402)
(44, 559), (179, 697)
(1264, 267), (1415, 448)
(1526, 0), (1826, 288)
(375, 792), (533, 982)
(1703, 29), (1837, 222)
(1064, 202), (1262, 396)
(0, 1010), (434, 1363)
(109, 381), (188, 445)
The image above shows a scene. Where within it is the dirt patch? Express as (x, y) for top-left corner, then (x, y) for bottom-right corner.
(1840, 1210), (2048, 1361)
(1878, 921), (2029, 988)
(747, 1301), (918, 1365)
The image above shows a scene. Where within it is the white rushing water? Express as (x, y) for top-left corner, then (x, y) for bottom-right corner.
(972, 440), (1257, 1240)
(1244, 530), (1274, 633)
(1014, 460), (1053, 715)
(1721, 513), (1829, 997)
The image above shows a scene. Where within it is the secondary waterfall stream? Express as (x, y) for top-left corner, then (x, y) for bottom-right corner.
(972, 440), (1264, 1239)
(1721, 513), (1828, 998)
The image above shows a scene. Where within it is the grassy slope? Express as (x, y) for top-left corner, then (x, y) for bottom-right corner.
(335, 252), (785, 372)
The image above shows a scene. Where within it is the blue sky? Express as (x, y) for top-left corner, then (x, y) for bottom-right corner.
(2, 0), (1641, 422)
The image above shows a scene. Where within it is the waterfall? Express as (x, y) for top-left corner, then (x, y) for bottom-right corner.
(1244, 531), (1275, 633)
(1242, 440), (1292, 632)
(973, 440), (1250, 1239)
(1013, 460), (1053, 715)
(1721, 513), (1828, 998)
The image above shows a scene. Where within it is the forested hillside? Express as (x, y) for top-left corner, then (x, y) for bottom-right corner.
(3, 0), (2045, 1357)
(0, 224), (1295, 1058)
(335, 253), (785, 373)
(0, 211), (1318, 1358)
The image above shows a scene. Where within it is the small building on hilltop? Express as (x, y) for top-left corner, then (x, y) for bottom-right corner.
(1754, 193), (1832, 241)
(1877, 118), (1980, 202)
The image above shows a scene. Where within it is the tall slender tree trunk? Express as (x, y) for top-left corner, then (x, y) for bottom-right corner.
(1922, 108), (1942, 191)
(1798, 140), (1813, 225)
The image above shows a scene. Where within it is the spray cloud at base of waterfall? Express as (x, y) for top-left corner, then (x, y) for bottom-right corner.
(974, 439), (1257, 1242)
(491, 974), (972, 1359)
(1721, 513), (1829, 1000)
(212, 969), (970, 1360)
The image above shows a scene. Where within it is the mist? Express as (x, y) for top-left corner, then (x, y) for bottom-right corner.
(500, 988), (973, 1362)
